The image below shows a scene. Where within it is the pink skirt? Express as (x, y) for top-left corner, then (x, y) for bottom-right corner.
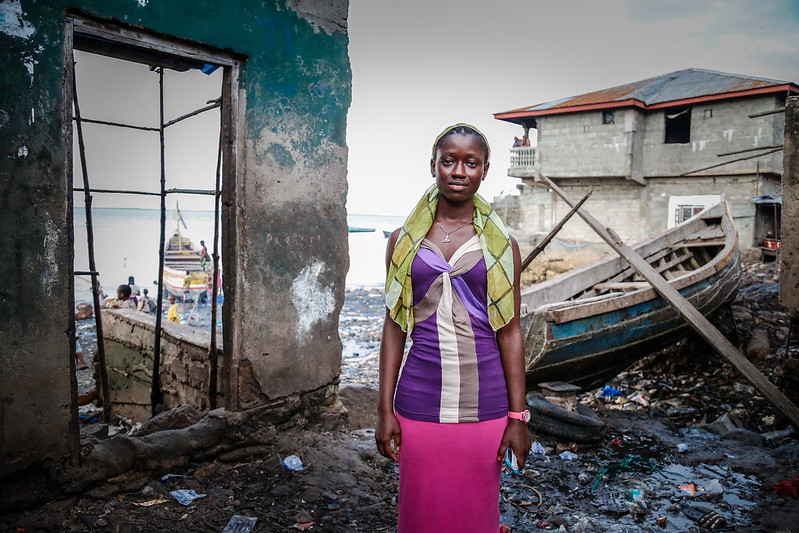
(396, 412), (506, 533)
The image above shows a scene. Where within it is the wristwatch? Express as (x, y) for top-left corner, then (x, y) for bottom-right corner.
(508, 409), (531, 423)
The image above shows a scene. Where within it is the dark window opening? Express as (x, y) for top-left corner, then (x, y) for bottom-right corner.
(602, 110), (615, 124)
(665, 106), (691, 144)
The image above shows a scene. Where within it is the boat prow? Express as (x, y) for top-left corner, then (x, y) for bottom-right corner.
(520, 200), (741, 392)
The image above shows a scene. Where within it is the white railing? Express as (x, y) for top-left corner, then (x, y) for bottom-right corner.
(509, 146), (536, 169)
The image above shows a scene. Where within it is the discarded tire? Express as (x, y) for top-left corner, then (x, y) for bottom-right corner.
(526, 392), (606, 442)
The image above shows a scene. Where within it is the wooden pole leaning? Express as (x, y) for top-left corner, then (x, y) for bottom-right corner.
(521, 190), (592, 271)
(542, 176), (799, 428)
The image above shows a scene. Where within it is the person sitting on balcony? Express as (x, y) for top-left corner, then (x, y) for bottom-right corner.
(521, 134), (530, 146)
(512, 136), (521, 147)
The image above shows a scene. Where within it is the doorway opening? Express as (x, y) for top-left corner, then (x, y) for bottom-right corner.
(66, 15), (241, 425)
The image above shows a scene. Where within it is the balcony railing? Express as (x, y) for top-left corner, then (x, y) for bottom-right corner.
(509, 146), (536, 169)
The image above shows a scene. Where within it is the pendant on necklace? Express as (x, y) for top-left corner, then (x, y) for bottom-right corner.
(442, 233), (451, 243)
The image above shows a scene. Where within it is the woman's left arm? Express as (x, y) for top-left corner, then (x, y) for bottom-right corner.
(496, 236), (532, 467)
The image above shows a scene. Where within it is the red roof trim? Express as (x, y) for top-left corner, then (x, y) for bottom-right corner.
(495, 84), (799, 120)
(494, 99), (646, 120)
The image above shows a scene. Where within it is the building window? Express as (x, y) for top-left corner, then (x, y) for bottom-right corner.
(602, 110), (615, 124)
(675, 205), (704, 226)
(665, 106), (691, 143)
(703, 109), (712, 119)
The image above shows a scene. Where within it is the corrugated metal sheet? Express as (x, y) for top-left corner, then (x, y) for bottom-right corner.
(500, 68), (796, 115)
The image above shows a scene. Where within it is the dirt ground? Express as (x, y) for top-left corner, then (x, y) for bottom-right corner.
(3, 257), (799, 532)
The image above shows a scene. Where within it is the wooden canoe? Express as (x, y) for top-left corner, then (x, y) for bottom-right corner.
(520, 200), (741, 392)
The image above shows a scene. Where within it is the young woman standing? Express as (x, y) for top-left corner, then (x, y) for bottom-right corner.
(376, 124), (531, 532)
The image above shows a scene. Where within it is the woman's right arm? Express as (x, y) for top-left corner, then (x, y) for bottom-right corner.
(375, 229), (407, 462)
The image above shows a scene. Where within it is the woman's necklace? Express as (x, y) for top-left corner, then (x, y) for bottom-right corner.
(434, 220), (472, 243)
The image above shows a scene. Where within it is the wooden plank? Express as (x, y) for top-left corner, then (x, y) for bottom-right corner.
(593, 282), (651, 291)
(543, 176), (799, 428)
(522, 191), (592, 271)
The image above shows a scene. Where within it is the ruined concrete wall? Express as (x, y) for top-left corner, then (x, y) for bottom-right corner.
(101, 309), (224, 422)
(0, 0), (350, 474)
(781, 97), (799, 317)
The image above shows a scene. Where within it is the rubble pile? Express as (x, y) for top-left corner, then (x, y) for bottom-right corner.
(3, 258), (798, 531)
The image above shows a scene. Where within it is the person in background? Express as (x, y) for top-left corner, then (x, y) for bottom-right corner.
(127, 276), (140, 307)
(167, 295), (180, 323)
(74, 306), (88, 370)
(117, 284), (136, 309)
(199, 240), (210, 269)
(376, 124), (531, 532)
(137, 288), (156, 314)
(512, 136), (521, 147)
(521, 134), (531, 146)
(182, 272), (192, 304)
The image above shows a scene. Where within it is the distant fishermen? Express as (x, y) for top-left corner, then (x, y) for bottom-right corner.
(167, 295), (180, 323)
(137, 288), (156, 314)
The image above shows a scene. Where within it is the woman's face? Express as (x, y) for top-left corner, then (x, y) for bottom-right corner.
(431, 133), (489, 204)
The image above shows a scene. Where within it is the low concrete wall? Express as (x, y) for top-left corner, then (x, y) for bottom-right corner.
(102, 309), (223, 422)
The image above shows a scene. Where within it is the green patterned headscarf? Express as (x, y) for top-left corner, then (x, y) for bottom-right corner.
(385, 183), (515, 332)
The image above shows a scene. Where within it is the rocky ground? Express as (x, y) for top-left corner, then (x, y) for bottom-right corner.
(4, 256), (799, 532)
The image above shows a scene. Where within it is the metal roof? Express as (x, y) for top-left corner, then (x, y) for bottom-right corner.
(495, 68), (799, 123)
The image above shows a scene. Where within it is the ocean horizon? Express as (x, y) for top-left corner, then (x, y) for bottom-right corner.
(73, 207), (404, 302)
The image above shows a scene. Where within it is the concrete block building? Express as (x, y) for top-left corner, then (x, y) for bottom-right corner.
(494, 69), (799, 259)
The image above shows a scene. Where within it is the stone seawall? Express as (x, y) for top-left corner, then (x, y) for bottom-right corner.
(102, 309), (224, 422)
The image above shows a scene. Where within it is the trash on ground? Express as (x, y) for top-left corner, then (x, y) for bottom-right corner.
(170, 489), (207, 506)
(282, 454), (304, 471)
(221, 515), (258, 533)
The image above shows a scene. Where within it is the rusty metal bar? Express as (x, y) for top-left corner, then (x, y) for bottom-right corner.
(71, 116), (159, 132)
(73, 187), (215, 196)
(208, 108), (223, 409)
(163, 98), (221, 128)
(749, 107), (785, 118)
(151, 66), (166, 416)
(681, 147), (783, 176)
(72, 57), (113, 424)
(716, 144), (783, 158)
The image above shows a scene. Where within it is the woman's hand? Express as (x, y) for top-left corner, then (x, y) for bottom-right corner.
(497, 419), (532, 469)
(375, 410), (402, 462)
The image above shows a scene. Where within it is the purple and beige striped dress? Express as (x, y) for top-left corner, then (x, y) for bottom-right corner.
(394, 235), (509, 423)
(394, 235), (509, 533)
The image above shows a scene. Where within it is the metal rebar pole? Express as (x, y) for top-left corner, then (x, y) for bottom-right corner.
(72, 58), (112, 423)
(71, 116), (159, 132)
(151, 67), (167, 416)
(163, 99), (221, 128)
(208, 105), (223, 409)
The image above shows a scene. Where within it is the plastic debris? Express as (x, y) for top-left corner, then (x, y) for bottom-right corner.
(704, 479), (724, 496)
(291, 522), (314, 531)
(282, 454), (304, 471)
(591, 456), (664, 493)
(679, 483), (696, 497)
(600, 385), (622, 398)
(559, 451), (577, 461)
(170, 489), (207, 506)
(531, 441), (547, 455)
(773, 478), (799, 498)
(677, 442), (689, 453)
(161, 473), (184, 482)
(222, 515), (258, 533)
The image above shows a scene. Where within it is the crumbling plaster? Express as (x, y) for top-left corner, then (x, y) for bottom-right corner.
(0, 0), (351, 476)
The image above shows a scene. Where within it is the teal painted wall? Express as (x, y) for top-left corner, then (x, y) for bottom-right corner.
(0, 0), (351, 475)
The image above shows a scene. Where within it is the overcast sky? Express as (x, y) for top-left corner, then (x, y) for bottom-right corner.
(346, 0), (799, 215)
(75, 0), (799, 215)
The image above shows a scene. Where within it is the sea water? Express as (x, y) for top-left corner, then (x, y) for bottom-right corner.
(73, 207), (404, 302)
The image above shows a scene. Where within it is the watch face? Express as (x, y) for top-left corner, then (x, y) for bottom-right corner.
(524, 410), (531, 423)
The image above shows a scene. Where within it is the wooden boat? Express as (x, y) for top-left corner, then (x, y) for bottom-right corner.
(521, 200), (740, 392)
(162, 209), (210, 301)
